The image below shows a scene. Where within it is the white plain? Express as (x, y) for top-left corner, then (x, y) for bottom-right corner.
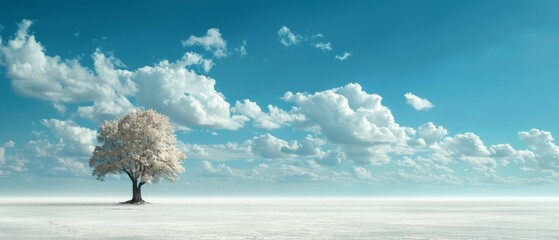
(0, 197), (558, 239)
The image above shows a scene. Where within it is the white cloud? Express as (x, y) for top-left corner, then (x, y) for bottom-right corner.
(182, 28), (228, 58)
(199, 159), (355, 184)
(282, 83), (417, 165)
(396, 156), (418, 168)
(49, 157), (88, 176)
(26, 139), (55, 157)
(4, 140), (15, 148)
(387, 168), (461, 185)
(6, 158), (27, 173)
(489, 144), (516, 158)
(335, 51), (351, 61)
(283, 83), (412, 146)
(181, 134), (324, 162)
(232, 99), (304, 129)
(418, 122), (448, 144)
(0, 143), (28, 174)
(518, 129), (559, 170)
(41, 119), (97, 156)
(404, 92), (433, 111)
(134, 52), (248, 130)
(432, 132), (498, 172)
(281, 135), (324, 157)
(77, 95), (134, 122)
(250, 134), (290, 159)
(278, 26), (300, 46)
(312, 33), (324, 38)
(200, 161), (239, 178)
(436, 133), (491, 157)
(201, 59), (214, 73)
(18, 120), (96, 176)
(0, 147), (5, 164)
(179, 141), (252, 161)
(316, 149), (345, 166)
(2, 23), (240, 129)
(313, 42), (332, 51)
(343, 145), (391, 165)
(353, 166), (372, 180)
(234, 40), (247, 57)
(5, 20), (559, 185)
(0, 20), (136, 103)
(53, 103), (66, 114)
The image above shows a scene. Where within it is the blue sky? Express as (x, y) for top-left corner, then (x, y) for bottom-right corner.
(1, 0), (559, 196)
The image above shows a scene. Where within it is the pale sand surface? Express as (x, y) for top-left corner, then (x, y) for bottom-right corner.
(0, 197), (558, 239)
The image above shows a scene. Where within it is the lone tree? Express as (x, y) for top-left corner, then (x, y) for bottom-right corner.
(89, 109), (185, 204)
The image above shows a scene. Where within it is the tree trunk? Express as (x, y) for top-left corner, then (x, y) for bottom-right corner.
(122, 179), (146, 204)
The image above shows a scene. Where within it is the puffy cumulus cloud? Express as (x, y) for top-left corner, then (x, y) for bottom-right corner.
(283, 83), (412, 146)
(489, 144), (516, 158)
(40, 119), (97, 156)
(0, 20), (136, 103)
(436, 133), (491, 157)
(232, 99), (304, 129)
(278, 26), (300, 46)
(404, 92), (433, 111)
(335, 51), (351, 61)
(134, 52), (248, 130)
(313, 42), (332, 51)
(282, 83), (423, 166)
(182, 28), (228, 58)
(1, 21), (245, 129)
(316, 148), (345, 166)
(249, 134), (289, 159)
(249, 134), (323, 159)
(418, 122), (448, 144)
(431, 133), (509, 172)
(77, 95), (134, 122)
(281, 135), (324, 157)
(518, 129), (559, 170)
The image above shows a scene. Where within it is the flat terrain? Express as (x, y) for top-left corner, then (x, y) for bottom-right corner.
(0, 197), (558, 239)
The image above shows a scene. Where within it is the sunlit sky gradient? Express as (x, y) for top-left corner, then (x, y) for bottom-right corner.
(1, 0), (559, 196)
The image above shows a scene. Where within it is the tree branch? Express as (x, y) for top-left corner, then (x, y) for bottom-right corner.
(122, 168), (133, 181)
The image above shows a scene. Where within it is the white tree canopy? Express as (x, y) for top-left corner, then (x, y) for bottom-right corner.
(90, 109), (186, 184)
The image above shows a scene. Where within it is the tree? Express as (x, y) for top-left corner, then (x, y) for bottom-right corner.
(89, 109), (185, 204)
